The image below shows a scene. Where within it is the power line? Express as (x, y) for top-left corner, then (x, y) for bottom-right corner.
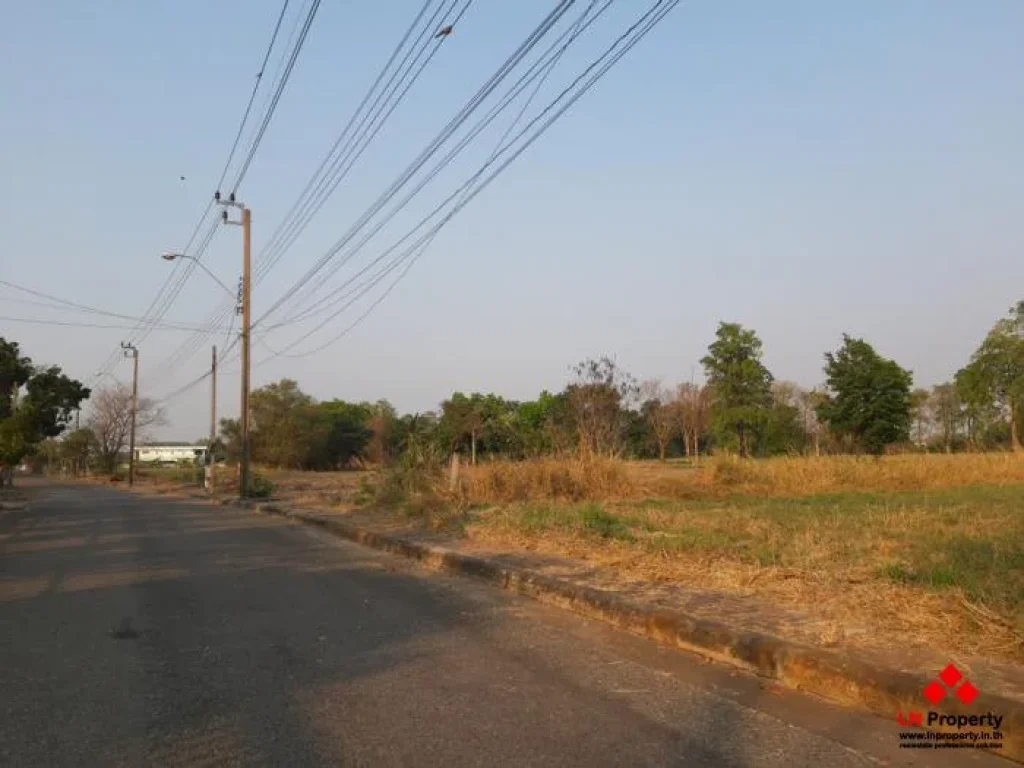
(155, 370), (212, 404)
(253, 0), (441, 274)
(92, 213), (221, 383)
(214, 0), (293, 193)
(259, 0), (680, 359)
(255, 0), (579, 328)
(150, 0), (454, 382)
(271, 0), (612, 329)
(260, 2), (600, 346)
(0, 315), (214, 332)
(92, 2), (308, 384)
(254, 0), (468, 286)
(230, 0), (323, 192)
(0, 278), (202, 324)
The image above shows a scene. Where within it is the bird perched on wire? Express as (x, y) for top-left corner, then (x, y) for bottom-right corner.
(435, 25), (453, 39)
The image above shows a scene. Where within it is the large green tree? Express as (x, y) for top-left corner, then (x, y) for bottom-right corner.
(0, 338), (89, 484)
(511, 390), (571, 457)
(249, 379), (315, 468)
(236, 380), (374, 470)
(0, 338), (32, 419)
(817, 335), (912, 454)
(955, 302), (1024, 451)
(701, 323), (773, 457)
(302, 400), (373, 470)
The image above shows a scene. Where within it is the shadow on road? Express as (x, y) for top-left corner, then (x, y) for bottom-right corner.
(0, 480), (926, 767)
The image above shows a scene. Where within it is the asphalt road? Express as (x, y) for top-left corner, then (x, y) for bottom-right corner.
(0, 481), (1004, 767)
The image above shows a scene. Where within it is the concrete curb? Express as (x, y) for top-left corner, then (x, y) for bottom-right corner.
(246, 501), (1023, 762)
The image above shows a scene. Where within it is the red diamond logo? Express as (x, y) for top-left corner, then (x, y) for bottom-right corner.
(923, 681), (946, 705)
(956, 681), (979, 705)
(938, 664), (963, 688)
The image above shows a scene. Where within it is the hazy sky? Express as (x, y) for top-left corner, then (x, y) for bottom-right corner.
(2, 1), (1022, 440)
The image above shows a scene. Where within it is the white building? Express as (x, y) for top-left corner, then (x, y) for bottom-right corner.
(134, 444), (207, 465)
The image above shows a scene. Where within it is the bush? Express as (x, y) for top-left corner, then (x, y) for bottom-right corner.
(248, 473), (276, 499)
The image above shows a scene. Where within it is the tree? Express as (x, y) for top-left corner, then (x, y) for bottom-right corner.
(700, 323), (773, 457)
(761, 381), (809, 456)
(366, 400), (399, 465)
(954, 363), (1000, 449)
(798, 387), (829, 456)
(929, 382), (961, 453)
(909, 388), (931, 447)
(0, 338), (32, 420)
(817, 335), (913, 454)
(439, 392), (485, 463)
(0, 338), (89, 484)
(955, 302), (1024, 451)
(511, 391), (571, 457)
(218, 417), (242, 462)
(0, 414), (32, 482)
(566, 356), (638, 457)
(62, 428), (97, 475)
(639, 380), (676, 461)
(393, 412), (441, 466)
(674, 382), (711, 462)
(300, 400), (373, 470)
(249, 379), (314, 468)
(88, 383), (164, 473)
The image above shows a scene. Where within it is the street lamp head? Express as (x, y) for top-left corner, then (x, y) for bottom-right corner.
(161, 251), (182, 261)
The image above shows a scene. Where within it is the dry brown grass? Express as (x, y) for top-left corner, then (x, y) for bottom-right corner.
(466, 485), (1024, 663)
(452, 456), (636, 504)
(451, 452), (1024, 504)
(443, 453), (1024, 663)
(466, 522), (1024, 663)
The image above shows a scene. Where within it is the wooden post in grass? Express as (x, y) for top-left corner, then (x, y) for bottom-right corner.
(449, 452), (460, 491)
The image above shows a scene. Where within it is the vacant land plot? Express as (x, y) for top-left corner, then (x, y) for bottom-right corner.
(468, 485), (1023, 659)
(112, 454), (1024, 665)
(456, 453), (1024, 502)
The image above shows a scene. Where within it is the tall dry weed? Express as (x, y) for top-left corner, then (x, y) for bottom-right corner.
(451, 455), (635, 505)
(449, 453), (1024, 504)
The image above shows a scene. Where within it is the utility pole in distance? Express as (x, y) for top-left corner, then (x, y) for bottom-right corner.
(121, 342), (139, 485)
(216, 192), (251, 498)
(208, 345), (217, 494)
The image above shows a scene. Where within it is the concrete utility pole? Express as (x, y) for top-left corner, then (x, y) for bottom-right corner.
(121, 342), (139, 486)
(216, 192), (252, 498)
(208, 345), (217, 494)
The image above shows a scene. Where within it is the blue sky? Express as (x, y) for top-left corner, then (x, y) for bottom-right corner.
(2, 1), (1022, 440)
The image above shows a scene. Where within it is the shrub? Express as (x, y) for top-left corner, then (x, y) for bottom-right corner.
(248, 473), (276, 499)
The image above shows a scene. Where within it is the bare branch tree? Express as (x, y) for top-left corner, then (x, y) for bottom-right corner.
(87, 383), (165, 473)
(640, 379), (677, 461)
(567, 356), (638, 457)
(795, 386), (829, 457)
(674, 382), (711, 464)
(929, 383), (962, 454)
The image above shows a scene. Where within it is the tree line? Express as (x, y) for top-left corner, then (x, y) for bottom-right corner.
(14, 299), (1023, 475)
(206, 301), (1024, 468)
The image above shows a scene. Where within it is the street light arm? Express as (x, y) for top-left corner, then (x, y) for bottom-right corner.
(167, 255), (236, 301)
